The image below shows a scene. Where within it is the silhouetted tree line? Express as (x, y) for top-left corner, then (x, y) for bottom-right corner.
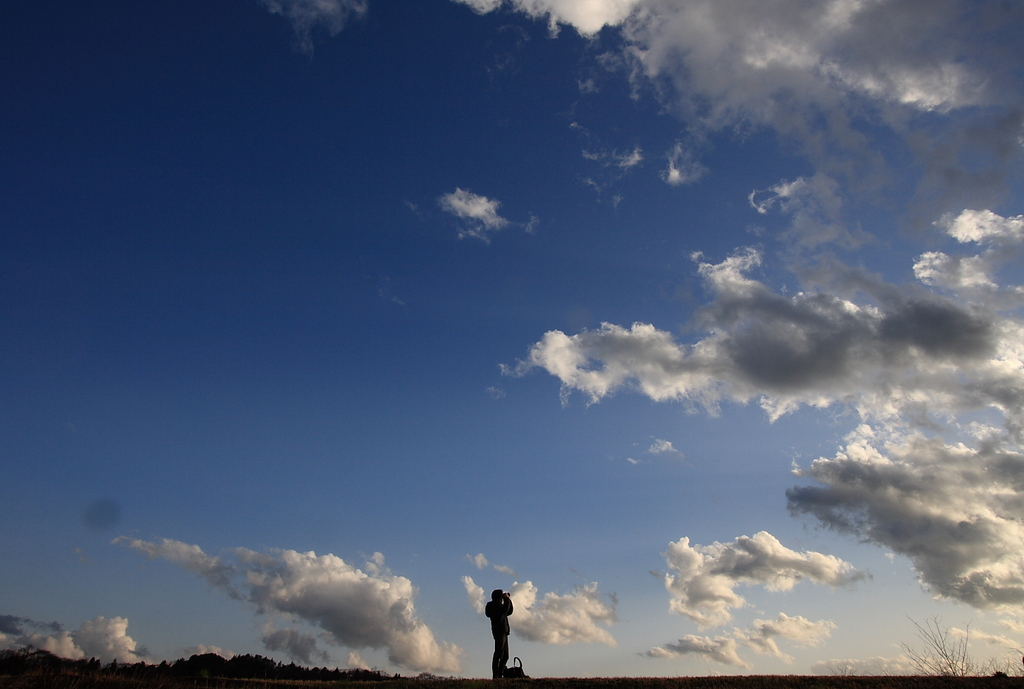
(0, 646), (395, 682)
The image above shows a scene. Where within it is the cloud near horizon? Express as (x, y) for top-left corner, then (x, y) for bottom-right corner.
(646, 612), (835, 668)
(115, 538), (462, 673)
(463, 575), (617, 646)
(658, 532), (862, 629)
(261, 625), (329, 666)
(787, 423), (1024, 610)
(0, 615), (144, 664)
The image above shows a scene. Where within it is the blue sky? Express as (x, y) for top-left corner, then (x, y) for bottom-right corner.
(3, 0), (1024, 678)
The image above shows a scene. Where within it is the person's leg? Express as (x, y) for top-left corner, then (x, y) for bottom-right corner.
(498, 634), (509, 673)
(492, 634), (509, 678)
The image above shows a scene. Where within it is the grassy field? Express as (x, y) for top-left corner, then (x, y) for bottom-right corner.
(2, 675), (1023, 689)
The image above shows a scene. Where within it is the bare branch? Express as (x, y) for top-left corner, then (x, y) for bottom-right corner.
(901, 616), (977, 677)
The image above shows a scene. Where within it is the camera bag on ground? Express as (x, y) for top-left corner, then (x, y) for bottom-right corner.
(502, 657), (528, 679)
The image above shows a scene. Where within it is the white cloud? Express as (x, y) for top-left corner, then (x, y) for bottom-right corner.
(463, 576), (487, 615)
(438, 188), (511, 242)
(512, 219), (1024, 614)
(452, 0), (642, 36)
(645, 634), (750, 668)
(647, 438), (677, 455)
(920, 210), (1024, 300)
(346, 651), (370, 669)
(619, 0), (1020, 125)
(0, 616), (144, 664)
(749, 173), (870, 249)
(738, 613), (835, 662)
(615, 146), (643, 169)
(509, 580), (618, 645)
(788, 426), (1024, 610)
(660, 531), (862, 628)
(951, 625), (1019, 649)
(76, 617), (144, 664)
(475, 0), (1022, 218)
(646, 613), (834, 668)
(940, 209), (1024, 245)
(810, 654), (917, 675)
(508, 242), (1020, 427)
(576, 145), (646, 199)
(116, 536), (242, 597)
(647, 438), (684, 461)
(456, 0), (1023, 220)
(914, 251), (997, 292)
(32, 631), (83, 661)
(465, 552), (517, 577)
(463, 576), (617, 645)
(260, 0), (367, 54)
(661, 140), (706, 187)
(116, 538), (462, 673)
(455, 0), (503, 13)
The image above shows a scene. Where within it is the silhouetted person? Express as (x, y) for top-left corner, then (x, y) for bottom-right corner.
(485, 589), (513, 679)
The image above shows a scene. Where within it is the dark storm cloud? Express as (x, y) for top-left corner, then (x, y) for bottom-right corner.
(878, 301), (993, 359)
(0, 615), (61, 636)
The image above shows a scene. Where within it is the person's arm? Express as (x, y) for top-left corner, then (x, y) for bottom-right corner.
(505, 598), (514, 616)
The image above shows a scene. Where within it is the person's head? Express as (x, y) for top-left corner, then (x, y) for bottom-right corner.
(491, 589), (504, 601)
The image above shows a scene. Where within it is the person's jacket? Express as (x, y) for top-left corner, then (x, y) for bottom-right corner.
(485, 597), (513, 638)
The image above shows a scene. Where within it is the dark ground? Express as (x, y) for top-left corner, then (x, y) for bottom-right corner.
(3, 675), (1024, 689)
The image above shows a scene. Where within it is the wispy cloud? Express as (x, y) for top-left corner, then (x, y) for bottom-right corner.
(749, 173), (870, 250)
(661, 140), (706, 187)
(260, 0), (367, 55)
(465, 552), (517, 577)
